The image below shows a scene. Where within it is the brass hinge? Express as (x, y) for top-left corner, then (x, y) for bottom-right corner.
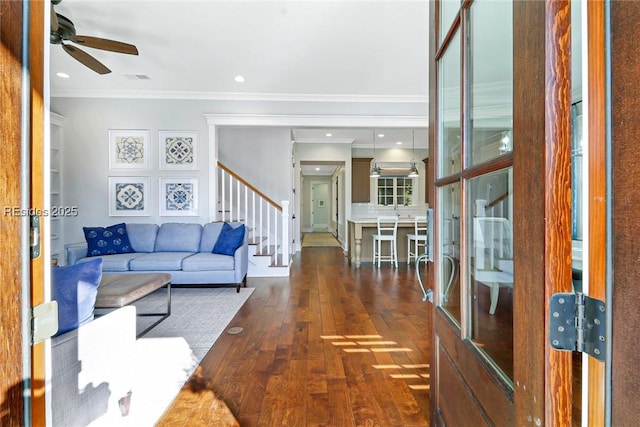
(549, 292), (606, 362)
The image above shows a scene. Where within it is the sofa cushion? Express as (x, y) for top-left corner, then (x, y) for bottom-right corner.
(129, 252), (194, 271)
(198, 222), (224, 252)
(212, 223), (246, 256)
(126, 223), (159, 253)
(51, 258), (103, 336)
(76, 253), (140, 272)
(182, 252), (235, 271)
(83, 223), (134, 257)
(154, 223), (202, 252)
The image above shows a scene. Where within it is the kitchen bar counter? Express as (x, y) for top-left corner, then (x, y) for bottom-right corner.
(347, 217), (423, 267)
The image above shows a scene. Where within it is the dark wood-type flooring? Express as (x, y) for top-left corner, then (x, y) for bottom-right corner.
(158, 247), (432, 426)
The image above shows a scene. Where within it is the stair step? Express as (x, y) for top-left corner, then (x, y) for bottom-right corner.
(271, 253), (289, 267)
(254, 245), (278, 256)
(248, 236), (267, 245)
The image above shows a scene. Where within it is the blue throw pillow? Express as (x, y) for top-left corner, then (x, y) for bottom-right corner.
(212, 222), (245, 256)
(83, 223), (134, 257)
(51, 258), (103, 336)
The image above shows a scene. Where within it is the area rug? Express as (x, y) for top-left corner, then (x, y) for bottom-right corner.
(89, 287), (253, 426)
(302, 232), (342, 248)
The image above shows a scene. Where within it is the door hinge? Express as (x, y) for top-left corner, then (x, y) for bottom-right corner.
(550, 292), (606, 362)
(32, 301), (59, 345)
(30, 214), (41, 259)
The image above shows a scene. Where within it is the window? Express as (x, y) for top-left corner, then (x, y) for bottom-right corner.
(376, 177), (414, 206)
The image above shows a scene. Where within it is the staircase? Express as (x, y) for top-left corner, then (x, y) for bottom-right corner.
(216, 162), (291, 277)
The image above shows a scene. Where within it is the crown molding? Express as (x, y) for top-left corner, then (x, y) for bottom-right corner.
(203, 113), (428, 128)
(50, 88), (428, 104)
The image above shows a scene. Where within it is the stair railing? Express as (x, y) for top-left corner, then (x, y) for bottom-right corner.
(217, 162), (292, 265)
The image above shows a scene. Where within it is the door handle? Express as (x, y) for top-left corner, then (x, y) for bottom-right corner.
(416, 254), (433, 303)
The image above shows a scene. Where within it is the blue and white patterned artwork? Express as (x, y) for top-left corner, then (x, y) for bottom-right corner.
(109, 130), (150, 169)
(115, 183), (145, 211)
(160, 178), (198, 216)
(159, 131), (198, 170)
(116, 136), (145, 165)
(109, 177), (150, 216)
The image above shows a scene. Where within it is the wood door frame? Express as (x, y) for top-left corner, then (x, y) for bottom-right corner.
(1, 1), (28, 425)
(513, 0), (573, 424)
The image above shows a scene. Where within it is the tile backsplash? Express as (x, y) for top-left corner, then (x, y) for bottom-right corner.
(351, 203), (429, 219)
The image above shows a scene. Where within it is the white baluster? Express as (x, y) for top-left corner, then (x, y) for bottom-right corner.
(281, 201), (290, 261)
(221, 171), (226, 222)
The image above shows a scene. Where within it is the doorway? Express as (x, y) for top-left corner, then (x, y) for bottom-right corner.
(310, 182), (330, 232)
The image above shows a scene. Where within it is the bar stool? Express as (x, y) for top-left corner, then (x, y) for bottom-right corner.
(407, 215), (428, 265)
(372, 216), (399, 268)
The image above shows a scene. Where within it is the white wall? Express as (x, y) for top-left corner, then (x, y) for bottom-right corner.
(217, 127), (291, 204)
(52, 98), (215, 246)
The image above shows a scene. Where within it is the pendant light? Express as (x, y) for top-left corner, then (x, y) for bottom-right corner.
(408, 129), (419, 178)
(370, 130), (381, 178)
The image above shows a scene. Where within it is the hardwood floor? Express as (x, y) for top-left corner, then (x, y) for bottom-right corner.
(158, 247), (432, 426)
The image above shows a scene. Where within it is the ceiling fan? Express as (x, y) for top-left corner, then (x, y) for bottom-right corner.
(50, 0), (138, 75)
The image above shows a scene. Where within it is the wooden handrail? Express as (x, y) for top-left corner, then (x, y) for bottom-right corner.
(217, 161), (282, 211)
(486, 191), (509, 210)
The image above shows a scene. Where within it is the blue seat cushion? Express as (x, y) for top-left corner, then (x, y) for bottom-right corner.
(83, 223), (134, 257)
(76, 253), (140, 272)
(212, 223), (245, 256)
(182, 253), (235, 271)
(129, 252), (194, 271)
(51, 258), (103, 336)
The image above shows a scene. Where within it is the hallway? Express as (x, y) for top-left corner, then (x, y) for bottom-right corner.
(159, 247), (431, 426)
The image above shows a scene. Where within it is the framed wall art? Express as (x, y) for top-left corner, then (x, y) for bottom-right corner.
(159, 130), (199, 170)
(109, 176), (150, 216)
(109, 129), (151, 169)
(159, 177), (199, 216)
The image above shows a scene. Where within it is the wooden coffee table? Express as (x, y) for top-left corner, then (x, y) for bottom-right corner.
(96, 273), (172, 337)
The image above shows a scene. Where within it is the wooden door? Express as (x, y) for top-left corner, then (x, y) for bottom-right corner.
(428, 1), (576, 425)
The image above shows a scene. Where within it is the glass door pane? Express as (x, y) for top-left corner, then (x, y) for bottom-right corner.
(439, 182), (461, 324)
(438, 31), (461, 178)
(468, 167), (514, 381)
(469, 0), (513, 165)
(439, 0), (460, 44)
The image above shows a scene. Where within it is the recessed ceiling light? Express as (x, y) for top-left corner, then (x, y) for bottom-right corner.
(315, 167), (320, 171)
(56, 72), (70, 79)
(396, 141), (403, 145)
(234, 75), (245, 83)
(378, 133), (385, 138)
(325, 133), (332, 137)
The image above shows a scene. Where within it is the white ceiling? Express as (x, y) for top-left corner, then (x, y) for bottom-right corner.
(50, 0), (429, 100)
(49, 1), (430, 176)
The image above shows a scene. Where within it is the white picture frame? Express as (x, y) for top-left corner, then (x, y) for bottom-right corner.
(109, 176), (150, 216)
(159, 130), (199, 170)
(109, 129), (151, 169)
(159, 177), (199, 216)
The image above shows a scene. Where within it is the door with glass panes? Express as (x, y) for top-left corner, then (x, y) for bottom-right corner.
(429, 0), (580, 424)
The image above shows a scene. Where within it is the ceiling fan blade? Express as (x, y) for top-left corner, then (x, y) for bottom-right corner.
(67, 35), (139, 55)
(61, 43), (111, 75)
(50, 5), (59, 31)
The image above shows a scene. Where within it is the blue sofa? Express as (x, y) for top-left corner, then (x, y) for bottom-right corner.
(66, 222), (248, 291)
